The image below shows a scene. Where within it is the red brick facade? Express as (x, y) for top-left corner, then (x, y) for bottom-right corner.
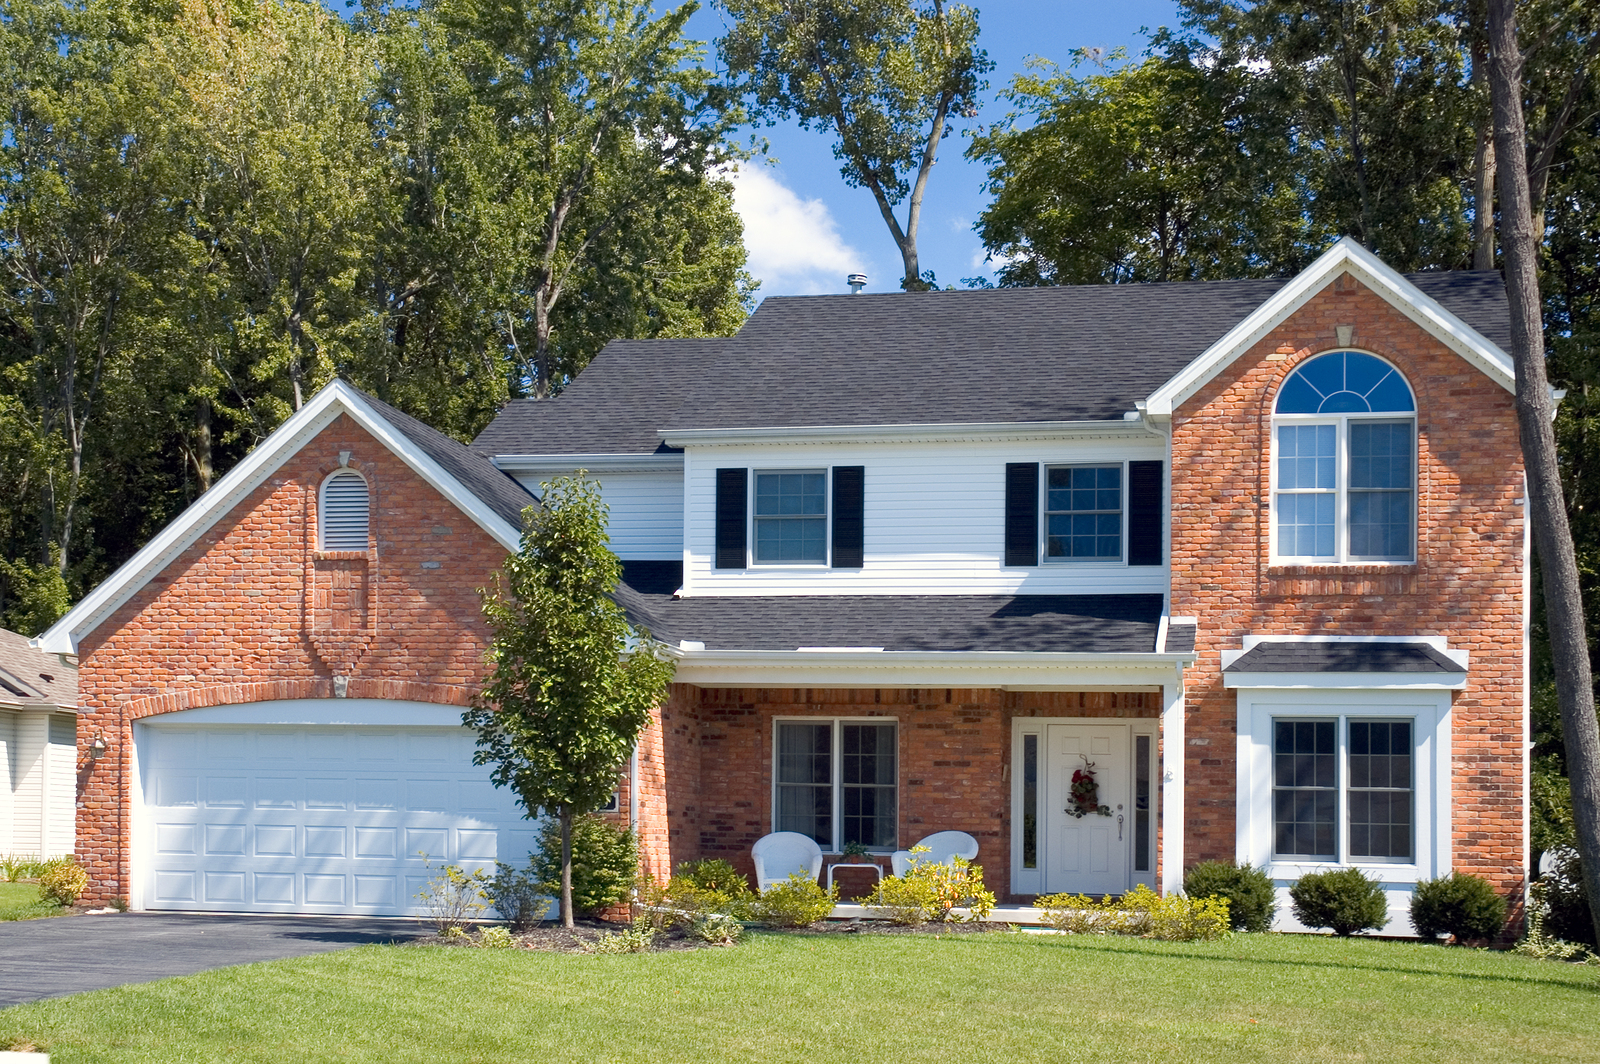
(1168, 275), (1526, 911)
(73, 415), (509, 905)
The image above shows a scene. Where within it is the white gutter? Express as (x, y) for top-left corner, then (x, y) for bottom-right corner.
(660, 418), (1163, 449)
(492, 453), (683, 475)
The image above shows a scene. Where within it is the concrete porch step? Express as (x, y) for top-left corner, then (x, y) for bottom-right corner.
(828, 903), (1050, 925)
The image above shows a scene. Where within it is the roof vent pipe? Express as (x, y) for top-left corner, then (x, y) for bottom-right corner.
(846, 273), (867, 294)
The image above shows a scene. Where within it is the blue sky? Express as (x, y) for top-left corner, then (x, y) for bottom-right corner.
(683, 1), (1184, 298)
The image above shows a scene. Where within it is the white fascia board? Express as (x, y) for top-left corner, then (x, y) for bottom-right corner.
(1223, 672), (1467, 691)
(1143, 238), (1515, 418)
(670, 648), (1194, 689)
(492, 453), (683, 476)
(659, 419), (1163, 449)
(37, 380), (520, 654)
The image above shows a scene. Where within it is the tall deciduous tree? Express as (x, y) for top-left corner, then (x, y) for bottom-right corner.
(718, 0), (989, 290)
(436, 0), (744, 396)
(466, 477), (676, 928)
(968, 51), (1303, 285)
(1487, 0), (1600, 941)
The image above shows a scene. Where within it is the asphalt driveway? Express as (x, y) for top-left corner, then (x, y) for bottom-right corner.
(0, 912), (425, 1007)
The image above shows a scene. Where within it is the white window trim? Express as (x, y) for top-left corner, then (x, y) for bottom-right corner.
(1235, 688), (1450, 884)
(1010, 717), (1161, 896)
(1270, 350), (1418, 565)
(317, 468), (370, 553)
(1041, 461), (1128, 566)
(771, 716), (898, 854)
(1269, 414), (1417, 564)
(749, 467), (831, 569)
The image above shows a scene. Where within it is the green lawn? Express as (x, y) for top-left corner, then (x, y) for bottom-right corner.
(0, 881), (65, 921)
(3, 930), (1598, 1063)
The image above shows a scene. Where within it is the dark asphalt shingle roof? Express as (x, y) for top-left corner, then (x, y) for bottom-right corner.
(471, 271), (1511, 453)
(1225, 641), (1462, 673)
(1165, 621), (1197, 655)
(471, 339), (729, 457)
(357, 390), (536, 530)
(0, 627), (75, 709)
(614, 562), (1165, 653)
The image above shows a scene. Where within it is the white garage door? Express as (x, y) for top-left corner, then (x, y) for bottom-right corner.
(137, 706), (540, 916)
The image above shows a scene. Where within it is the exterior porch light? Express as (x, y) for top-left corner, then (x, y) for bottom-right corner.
(88, 730), (110, 759)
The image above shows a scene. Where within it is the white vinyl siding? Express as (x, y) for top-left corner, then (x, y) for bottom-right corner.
(511, 469), (684, 560)
(0, 710), (75, 858)
(682, 437), (1167, 595)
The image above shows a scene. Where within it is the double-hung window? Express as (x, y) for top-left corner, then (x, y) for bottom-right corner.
(754, 470), (827, 564)
(1045, 465), (1123, 560)
(774, 719), (897, 851)
(1272, 351), (1416, 563)
(1273, 717), (1413, 862)
(714, 466), (865, 569)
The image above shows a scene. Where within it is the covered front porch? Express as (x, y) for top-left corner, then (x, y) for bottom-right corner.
(637, 681), (1191, 902)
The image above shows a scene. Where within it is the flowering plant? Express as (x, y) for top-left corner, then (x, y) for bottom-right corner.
(1069, 761), (1112, 819)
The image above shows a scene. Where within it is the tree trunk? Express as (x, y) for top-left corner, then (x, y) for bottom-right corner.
(1471, 37), (1497, 271)
(195, 396), (213, 493)
(559, 805), (574, 929)
(1487, 0), (1600, 943)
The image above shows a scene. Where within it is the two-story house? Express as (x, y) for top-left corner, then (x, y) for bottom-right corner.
(39, 239), (1527, 932)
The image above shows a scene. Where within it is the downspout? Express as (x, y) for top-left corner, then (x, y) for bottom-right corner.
(628, 744), (640, 831)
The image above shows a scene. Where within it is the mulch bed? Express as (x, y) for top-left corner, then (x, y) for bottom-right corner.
(416, 916), (1017, 953)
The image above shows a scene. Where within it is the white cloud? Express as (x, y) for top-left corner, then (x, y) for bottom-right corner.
(728, 166), (869, 296)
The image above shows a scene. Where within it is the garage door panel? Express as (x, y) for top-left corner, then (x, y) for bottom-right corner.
(204, 824), (247, 856)
(143, 720), (540, 915)
(355, 827), (397, 858)
(255, 824), (296, 856)
(155, 822), (197, 855)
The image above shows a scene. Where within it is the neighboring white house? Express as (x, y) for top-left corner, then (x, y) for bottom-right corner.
(0, 627), (78, 858)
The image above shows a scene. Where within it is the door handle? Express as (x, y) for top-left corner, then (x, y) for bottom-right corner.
(1117, 814), (1124, 841)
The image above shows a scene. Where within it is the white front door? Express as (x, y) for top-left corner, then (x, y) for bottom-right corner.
(1043, 723), (1131, 896)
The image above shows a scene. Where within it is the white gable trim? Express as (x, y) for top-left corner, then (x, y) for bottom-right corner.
(1143, 238), (1515, 418)
(36, 380), (520, 654)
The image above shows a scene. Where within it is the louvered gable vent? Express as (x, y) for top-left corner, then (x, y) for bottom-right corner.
(320, 470), (369, 551)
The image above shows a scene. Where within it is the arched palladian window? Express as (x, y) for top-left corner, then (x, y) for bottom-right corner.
(319, 469), (370, 551)
(1272, 351), (1415, 562)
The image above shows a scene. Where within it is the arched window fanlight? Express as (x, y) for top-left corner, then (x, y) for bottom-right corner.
(1274, 350), (1414, 414)
(319, 470), (370, 551)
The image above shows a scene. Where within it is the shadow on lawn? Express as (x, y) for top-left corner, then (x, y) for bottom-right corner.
(1036, 936), (1600, 993)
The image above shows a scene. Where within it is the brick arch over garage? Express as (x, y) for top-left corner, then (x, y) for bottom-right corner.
(122, 679), (476, 723)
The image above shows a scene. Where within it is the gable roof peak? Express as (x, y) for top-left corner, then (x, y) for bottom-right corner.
(1142, 237), (1515, 418)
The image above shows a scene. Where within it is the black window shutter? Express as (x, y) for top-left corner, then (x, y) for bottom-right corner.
(1128, 460), (1164, 566)
(1004, 463), (1039, 567)
(715, 468), (748, 569)
(832, 466), (865, 568)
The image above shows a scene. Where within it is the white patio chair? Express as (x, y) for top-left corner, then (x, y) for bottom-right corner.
(891, 830), (980, 878)
(751, 831), (824, 892)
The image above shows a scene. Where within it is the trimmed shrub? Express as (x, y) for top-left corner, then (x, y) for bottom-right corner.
(755, 872), (837, 928)
(1037, 885), (1230, 942)
(676, 859), (751, 896)
(1183, 860), (1277, 932)
(36, 857), (87, 907)
(1409, 871), (1507, 942)
(476, 926), (516, 949)
(870, 854), (996, 924)
(531, 814), (638, 917)
(591, 926), (656, 954)
(1289, 868), (1389, 936)
(487, 861), (551, 931)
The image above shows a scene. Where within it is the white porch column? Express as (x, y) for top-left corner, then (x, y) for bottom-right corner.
(1160, 672), (1185, 895)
